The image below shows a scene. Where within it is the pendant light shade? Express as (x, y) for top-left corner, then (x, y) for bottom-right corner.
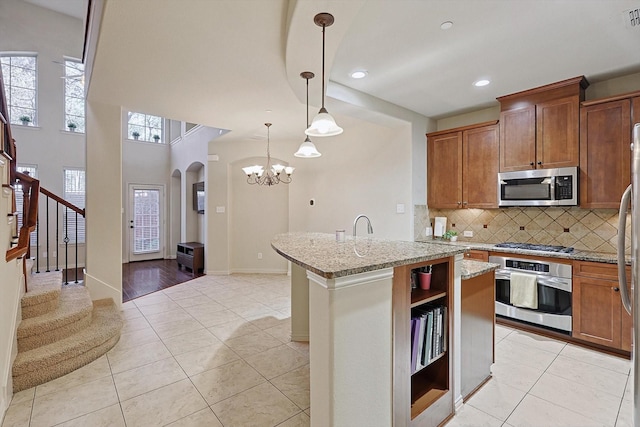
(305, 13), (343, 137)
(295, 71), (322, 158)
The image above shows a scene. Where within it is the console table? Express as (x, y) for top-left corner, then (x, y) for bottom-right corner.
(176, 242), (204, 277)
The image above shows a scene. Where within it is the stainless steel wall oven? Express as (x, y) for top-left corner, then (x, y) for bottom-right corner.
(490, 255), (572, 333)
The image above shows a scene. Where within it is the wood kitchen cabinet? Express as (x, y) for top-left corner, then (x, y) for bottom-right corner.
(579, 91), (640, 209)
(572, 261), (631, 351)
(497, 76), (588, 172)
(464, 250), (489, 262)
(427, 121), (499, 209)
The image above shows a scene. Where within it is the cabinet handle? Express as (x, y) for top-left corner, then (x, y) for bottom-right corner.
(529, 162), (534, 166)
(463, 201), (468, 205)
(613, 287), (620, 292)
(457, 201), (461, 205)
(537, 161), (542, 165)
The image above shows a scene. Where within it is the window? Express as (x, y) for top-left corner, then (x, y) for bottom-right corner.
(15, 164), (38, 246)
(64, 60), (85, 132)
(63, 168), (85, 244)
(0, 54), (37, 126)
(127, 112), (163, 143)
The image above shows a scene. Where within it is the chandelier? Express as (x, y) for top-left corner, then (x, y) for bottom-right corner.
(242, 123), (294, 186)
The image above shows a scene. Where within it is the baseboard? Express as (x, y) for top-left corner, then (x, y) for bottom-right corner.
(1, 264), (23, 423)
(290, 333), (309, 342)
(206, 270), (230, 275)
(229, 268), (289, 275)
(84, 273), (122, 309)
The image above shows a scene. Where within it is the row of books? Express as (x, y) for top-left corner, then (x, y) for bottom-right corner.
(411, 304), (447, 374)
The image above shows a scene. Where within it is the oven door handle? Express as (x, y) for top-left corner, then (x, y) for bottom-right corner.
(495, 269), (571, 293)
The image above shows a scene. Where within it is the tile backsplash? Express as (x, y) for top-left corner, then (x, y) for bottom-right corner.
(414, 205), (630, 254)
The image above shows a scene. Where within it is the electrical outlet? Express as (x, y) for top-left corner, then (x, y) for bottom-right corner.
(463, 230), (473, 238)
(257, 252), (263, 259)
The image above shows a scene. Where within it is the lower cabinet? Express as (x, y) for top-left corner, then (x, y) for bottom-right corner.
(464, 250), (489, 262)
(461, 270), (495, 400)
(572, 261), (631, 351)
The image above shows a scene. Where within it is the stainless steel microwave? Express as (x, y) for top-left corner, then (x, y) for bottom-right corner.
(498, 167), (578, 207)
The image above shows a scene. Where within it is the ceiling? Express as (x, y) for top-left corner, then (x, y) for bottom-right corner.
(34, 0), (640, 140)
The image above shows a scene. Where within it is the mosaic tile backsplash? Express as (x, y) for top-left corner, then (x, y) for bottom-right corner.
(414, 205), (631, 254)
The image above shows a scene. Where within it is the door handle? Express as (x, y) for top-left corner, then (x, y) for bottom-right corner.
(130, 226), (134, 229)
(613, 287), (620, 292)
(618, 184), (632, 315)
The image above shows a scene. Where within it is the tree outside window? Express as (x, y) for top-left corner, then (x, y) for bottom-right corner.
(127, 112), (163, 143)
(0, 55), (37, 126)
(64, 60), (85, 133)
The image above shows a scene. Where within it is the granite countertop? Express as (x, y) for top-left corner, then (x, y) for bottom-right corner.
(460, 259), (499, 280)
(271, 232), (465, 279)
(415, 238), (627, 265)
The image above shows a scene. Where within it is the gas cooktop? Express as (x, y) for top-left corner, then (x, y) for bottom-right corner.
(494, 242), (574, 253)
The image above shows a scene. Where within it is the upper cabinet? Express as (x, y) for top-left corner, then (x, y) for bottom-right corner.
(579, 91), (640, 208)
(497, 76), (588, 172)
(427, 121), (499, 209)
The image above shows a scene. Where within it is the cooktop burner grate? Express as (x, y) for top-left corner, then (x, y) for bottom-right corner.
(494, 242), (574, 253)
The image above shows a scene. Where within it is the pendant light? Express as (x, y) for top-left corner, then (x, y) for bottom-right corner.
(305, 12), (343, 137)
(295, 71), (322, 158)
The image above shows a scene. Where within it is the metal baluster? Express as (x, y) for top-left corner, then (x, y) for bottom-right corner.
(64, 209), (69, 285)
(35, 210), (40, 273)
(45, 195), (50, 272)
(75, 212), (78, 283)
(55, 202), (59, 272)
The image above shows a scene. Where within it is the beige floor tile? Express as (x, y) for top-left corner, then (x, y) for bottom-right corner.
(506, 394), (605, 427)
(112, 324), (161, 352)
(175, 341), (240, 377)
(276, 412), (310, 427)
(244, 344), (308, 379)
(107, 340), (172, 374)
(120, 379), (207, 427)
(547, 354), (628, 398)
(163, 286), (204, 301)
(35, 355), (112, 397)
(56, 404), (126, 427)
(616, 396), (632, 427)
(113, 357), (187, 401)
(494, 325), (514, 342)
(225, 330), (283, 358)
(444, 404), (502, 427)
(504, 330), (566, 354)
(30, 376), (119, 427)
(173, 294), (216, 308)
(1, 399), (32, 427)
(233, 305), (280, 321)
(185, 306), (240, 327)
(208, 318), (262, 341)
(144, 308), (194, 326)
(271, 364), (310, 409)
(264, 321), (293, 343)
(151, 317), (205, 340)
(211, 382), (300, 427)
(490, 359), (544, 393)
(162, 327), (222, 355)
(495, 339), (558, 371)
(190, 359), (266, 405)
(250, 314), (290, 331)
(286, 341), (310, 358)
(137, 300), (183, 316)
(165, 408), (223, 427)
(560, 343), (631, 375)
(466, 379), (527, 421)
(133, 292), (173, 307)
(120, 315), (151, 334)
(10, 387), (35, 405)
(529, 372), (620, 425)
(121, 305), (144, 320)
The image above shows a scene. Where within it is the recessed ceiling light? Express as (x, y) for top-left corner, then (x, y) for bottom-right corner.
(474, 79), (490, 87)
(350, 70), (368, 79)
(440, 21), (453, 30)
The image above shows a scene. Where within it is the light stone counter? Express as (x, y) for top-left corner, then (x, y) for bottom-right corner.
(460, 259), (499, 280)
(271, 232), (465, 279)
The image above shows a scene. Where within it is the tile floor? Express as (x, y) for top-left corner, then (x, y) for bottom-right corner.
(1, 273), (634, 427)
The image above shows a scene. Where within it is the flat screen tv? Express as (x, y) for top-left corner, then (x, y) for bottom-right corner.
(193, 181), (205, 214)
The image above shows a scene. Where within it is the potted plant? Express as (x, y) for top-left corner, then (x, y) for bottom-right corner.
(19, 115), (31, 126)
(67, 122), (77, 132)
(132, 131), (140, 140)
(443, 230), (458, 242)
(152, 134), (160, 142)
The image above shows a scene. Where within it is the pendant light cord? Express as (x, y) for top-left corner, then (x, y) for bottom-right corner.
(321, 23), (326, 109)
(306, 77), (310, 127)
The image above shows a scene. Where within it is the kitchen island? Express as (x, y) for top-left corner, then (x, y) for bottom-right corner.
(271, 232), (495, 426)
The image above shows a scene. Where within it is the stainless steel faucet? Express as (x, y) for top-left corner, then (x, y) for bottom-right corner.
(353, 214), (373, 237)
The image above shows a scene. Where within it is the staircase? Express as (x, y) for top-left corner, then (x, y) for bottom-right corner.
(11, 261), (122, 392)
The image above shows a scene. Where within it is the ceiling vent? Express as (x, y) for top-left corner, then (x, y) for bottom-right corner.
(625, 8), (640, 28)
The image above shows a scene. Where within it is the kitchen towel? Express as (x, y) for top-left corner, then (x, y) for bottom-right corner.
(509, 272), (538, 309)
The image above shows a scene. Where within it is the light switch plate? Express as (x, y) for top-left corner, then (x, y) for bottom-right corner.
(216, 206), (225, 213)
(396, 203), (405, 214)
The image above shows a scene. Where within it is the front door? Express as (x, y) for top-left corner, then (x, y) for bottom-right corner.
(128, 184), (164, 262)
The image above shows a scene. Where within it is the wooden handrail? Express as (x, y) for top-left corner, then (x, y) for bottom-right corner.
(6, 175), (39, 263)
(40, 186), (85, 217)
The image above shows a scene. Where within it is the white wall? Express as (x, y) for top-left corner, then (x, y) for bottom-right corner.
(0, 0), (86, 269)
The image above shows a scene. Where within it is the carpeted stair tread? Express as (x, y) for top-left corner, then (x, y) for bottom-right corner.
(12, 298), (123, 392)
(17, 285), (94, 352)
(21, 271), (63, 319)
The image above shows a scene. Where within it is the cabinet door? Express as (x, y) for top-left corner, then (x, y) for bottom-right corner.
(579, 100), (631, 208)
(463, 124), (499, 208)
(572, 276), (622, 349)
(427, 131), (462, 209)
(499, 106), (535, 172)
(536, 96), (579, 169)
(464, 250), (489, 262)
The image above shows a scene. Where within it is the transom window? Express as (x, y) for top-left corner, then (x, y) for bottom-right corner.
(64, 60), (85, 133)
(127, 112), (163, 143)
(63, 168), (85, 244)
(0, 54), (37, 126)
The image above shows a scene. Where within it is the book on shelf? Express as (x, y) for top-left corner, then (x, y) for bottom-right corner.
(411, 303), (447, 373)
